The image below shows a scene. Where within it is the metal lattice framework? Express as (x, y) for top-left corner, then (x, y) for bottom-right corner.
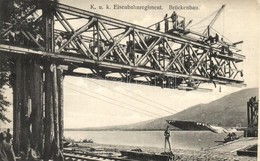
(247, 97), (258, 128)
(0, 2), (244, 90)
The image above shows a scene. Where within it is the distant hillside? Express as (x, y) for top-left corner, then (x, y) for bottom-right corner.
(68, 88), (258, 131)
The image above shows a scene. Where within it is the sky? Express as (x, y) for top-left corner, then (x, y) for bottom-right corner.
(1, 0), (259, 129)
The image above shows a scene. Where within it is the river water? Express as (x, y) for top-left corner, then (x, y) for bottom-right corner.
(64, 130), (243, 150)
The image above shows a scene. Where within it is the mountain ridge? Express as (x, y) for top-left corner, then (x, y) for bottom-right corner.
(66, 88), (258, 131)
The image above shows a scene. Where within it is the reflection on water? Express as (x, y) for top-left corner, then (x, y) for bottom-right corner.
(64, 130), (243, 150)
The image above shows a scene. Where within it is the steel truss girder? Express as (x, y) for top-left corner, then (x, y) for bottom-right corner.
(56, 3), (244, 55)
(0, 2), (245, 87)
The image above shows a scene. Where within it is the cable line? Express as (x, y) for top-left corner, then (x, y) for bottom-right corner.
(190, 25), (208, 30)
(65, 85), (157, 118)
(65, 81), (162, 117)
(190, 9), (219, 27)
(118, 84), (179, 113)
(84, 78), (176, 114)
(65, 63), (178, 114)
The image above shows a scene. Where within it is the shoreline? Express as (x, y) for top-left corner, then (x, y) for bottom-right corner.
(64, 129), (246, 132)
(68, 142), (257, 161)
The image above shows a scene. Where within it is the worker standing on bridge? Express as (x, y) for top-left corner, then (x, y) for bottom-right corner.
(156, 22), (160, 31)
(164, 126), (172, 152)
(179, 20), (185, 30)
(164, 14), (169, 32)
(213, 33), (219, 44)
(171, 11), (178, 30)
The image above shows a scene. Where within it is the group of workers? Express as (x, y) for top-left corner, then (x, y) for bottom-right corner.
(226, 132), (237, 141)
(162, 11), (185, 33)
(55, 32), (71, 51)
(205, 33), (219, 45)
(0, 129), (16, 161)
(160, 11), (233, 57)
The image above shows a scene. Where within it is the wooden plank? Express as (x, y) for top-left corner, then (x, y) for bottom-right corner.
(120, 150), (173, 161)
(64, 150), (137, 161)
(63, 153), (104, 161)
(237, 150), (257, 157)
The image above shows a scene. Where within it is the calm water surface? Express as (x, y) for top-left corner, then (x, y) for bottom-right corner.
(64, 130), (243, 150)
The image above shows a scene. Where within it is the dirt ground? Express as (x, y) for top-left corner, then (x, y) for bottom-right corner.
(69, 142), (257, 161)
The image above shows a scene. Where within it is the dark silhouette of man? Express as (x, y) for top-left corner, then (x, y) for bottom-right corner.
(0, 132), (16, 161)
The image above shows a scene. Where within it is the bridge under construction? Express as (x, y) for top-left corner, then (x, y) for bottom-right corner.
(0, 0), (246, 160)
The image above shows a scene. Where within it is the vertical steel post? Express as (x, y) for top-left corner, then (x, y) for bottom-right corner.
(97, 19), (100, 60)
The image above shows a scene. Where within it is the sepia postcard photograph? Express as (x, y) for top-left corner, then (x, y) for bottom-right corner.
(0, 0), (259, 160)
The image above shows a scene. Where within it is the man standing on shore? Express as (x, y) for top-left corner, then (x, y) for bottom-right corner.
(164, 126), (172, 152)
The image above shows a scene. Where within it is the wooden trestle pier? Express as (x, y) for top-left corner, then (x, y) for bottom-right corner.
(0, 0), (245, 160)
